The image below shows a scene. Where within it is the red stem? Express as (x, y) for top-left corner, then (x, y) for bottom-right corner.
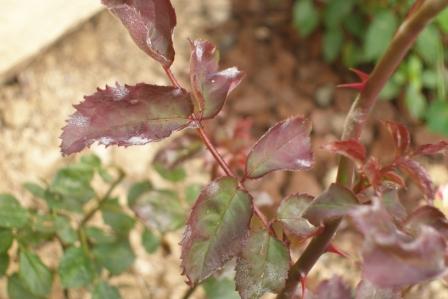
(162, 66), (272, 231)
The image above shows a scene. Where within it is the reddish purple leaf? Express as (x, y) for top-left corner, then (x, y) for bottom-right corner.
(404, 206), (448, 239)
(61, 83), (193, 155)
(181, 177), (253, 284)
(245, 116), (313, 179)
(323, 139), (366, 166)
(380, 171), (405, 190)
(276, 194), (319, 239)
(350, 200), (447, 288)
(189, 40), (244, 118)
(315, 276), (353, 299)
(397, 158), (436, 199)
(235, 230), (290, 299)
(362, 157), (382, 191)
(303, 184), (359, 226)
(413, 140), (448, 156)
(384, 121), (411, 157)
(355, 280), (400, 299)
(102, 0), (176, 66)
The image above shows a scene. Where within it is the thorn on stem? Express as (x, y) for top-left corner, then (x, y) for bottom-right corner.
(325, 243), (348, 258)
(337, 68), (370, 92)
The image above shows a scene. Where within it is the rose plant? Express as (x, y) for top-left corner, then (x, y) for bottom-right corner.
(59, 0), (448, 298)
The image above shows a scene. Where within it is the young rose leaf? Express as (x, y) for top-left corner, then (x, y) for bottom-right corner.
(132, 190), (185, 233)
(276, 194), (318, 239)
(413, 140), (448, 156)
(93, 239), (135, 275)
(235, 230), (290, 299)
(303, 184), (358, 226)
(355, 280), (400, 299)
(404, 206), (448, 238)
(246, 117), (313, 179)
(59, 247), (95, 288)
(383, 121), (411, 156)
(315, 276), (353, 299)
(61, 84), (193, 155)
(190, 40), (244, 118)
(350, 200), (447, 288)
(181, 177), (253, 284)
(397, 158), (436, 199)
(323, 139), (366, 166)
(102, 0), (176, 66)
(19, 250), (53, 297)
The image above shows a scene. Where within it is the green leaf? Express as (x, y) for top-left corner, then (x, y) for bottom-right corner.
(303, 184), (359, 226)
(343, 14), (365, 39)
(185, 184), (203, 205)
(85, 226), (117, 244)
(416, 25), (442, 66)
(323, 28), (343, 63)
(154, 163), (186, 182)
(235, 231), (290, 299)
(55, 216), (77, 245)
(436, 7), (448, 32)
(101, 198), (135, 234)
(277, 194), (317, 239)
(19, 250), (52, 297)
(50, 165), (96, 212)
(132, 190), (185, 233)
(92, 282), (122, 299)
(127, 180), (153, 207)
(426, 100), (448, 136)
(0, 253), (9, 277)
(33, 214), (55, 234)
(59, 247), (95, 288)
(181, 177), (253, 284)
(142, 229), (160, 254)
(324, 0), (355, 28)
(80, 154), (102, 169)
(7, 273), (41, 299)
(0, 229), (13, 253)
(405, 85), (427, 119)
(364, 11), (398, 61)
(0, 194), (29, 228)
(93, 239), (135, 275)
(293, 0), (319, 37)
(203, 277), (240, 299)
(23, 183), (46, 199)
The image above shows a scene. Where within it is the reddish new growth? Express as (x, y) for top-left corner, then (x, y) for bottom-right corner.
(61, 0), (448, 299)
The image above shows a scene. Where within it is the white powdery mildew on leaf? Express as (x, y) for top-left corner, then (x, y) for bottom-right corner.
(60, 83), (193, 155)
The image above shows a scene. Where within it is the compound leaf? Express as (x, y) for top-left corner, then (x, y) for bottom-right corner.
(102, 0), (176, 66)
(181, 177), (253, 284)
(235, 230), (290, 299)
(61, 83), (193, 155)
(190, 40), (244, 118)
(246, 116), (313, 179)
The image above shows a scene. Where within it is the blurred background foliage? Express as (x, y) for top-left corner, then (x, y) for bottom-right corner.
(293, 0), (448, 135)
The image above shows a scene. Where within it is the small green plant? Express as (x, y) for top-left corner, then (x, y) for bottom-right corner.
(0, 153), (213, 299)
(293, 0), (448, 134)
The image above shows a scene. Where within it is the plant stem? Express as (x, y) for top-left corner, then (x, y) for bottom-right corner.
(181, 285), (198, 299)
(277, 1), (448, 298)
(79, 169), (125, 227)
(163, 66), (182, 89)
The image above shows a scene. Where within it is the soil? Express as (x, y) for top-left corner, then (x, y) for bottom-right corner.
(0, 0), (447, 298)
